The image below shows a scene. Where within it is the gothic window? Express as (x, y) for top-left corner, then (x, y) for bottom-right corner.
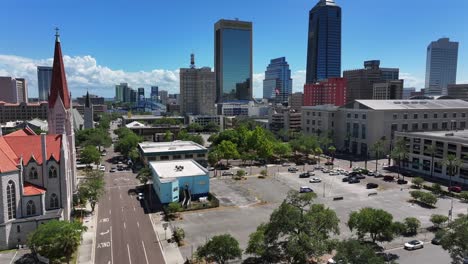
(29, 167), (38, 180)
(26, 200), (36, 216)
(50, 194), (59, 209)
(49, 167), (57, 178)
(7, 181), (16, 219)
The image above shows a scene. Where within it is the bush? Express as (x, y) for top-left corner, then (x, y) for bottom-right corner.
(410, 190), (424, 200)
(166, 202), (182, 219)
(460, 191), (468, 202)
(412, 177), (425, 189)
(430, 214), (449, 229)
(404, 217), (421, 235)
(236, 170), (246, 177)
(173, 227), (185, 246)
(431, 183), (442, 196)
(420, 192), (438, 207)
(260, 169), (268, 177)
(392, 221), (407, 236)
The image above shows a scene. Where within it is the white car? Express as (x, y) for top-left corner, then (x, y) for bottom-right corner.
(329, 171), (340, 176)
(322, 169), (330, 173)
(309, 177), (321, 183)
(404, 240), (424, 250)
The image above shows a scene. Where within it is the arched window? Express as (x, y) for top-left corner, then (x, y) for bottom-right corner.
(49, 167), (57, 178)
(7, 180), (16, 220)
(50, 194), (59, 209)
(26, 200), (36, 216)
(29, 167), (38, 180)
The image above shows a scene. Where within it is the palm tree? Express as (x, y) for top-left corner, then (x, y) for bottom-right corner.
(136, 167), (152, 202)
(314, 147), (323, 165)
(391, 137), (409, 180)
(425, 144), (436, 179)
(371, 139), (385, 173)
(328, 146), (336, 169)
(442, 154), (461, 221)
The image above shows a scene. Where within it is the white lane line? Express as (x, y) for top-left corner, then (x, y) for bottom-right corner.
(120, 193), (122, 199)
(137, 221), (139, 228)
(141, 240), (149, 264)
(127, 244), (132, 264)
(109, 209), (111, 215)
(133, 206), (136, 211)
(109, 195), (111, 201)
(110, 226), (114, 264)
(9, 250), (18, 264)
(124, 222), (126, 229)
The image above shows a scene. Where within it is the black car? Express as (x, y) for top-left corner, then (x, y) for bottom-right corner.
(299, 172), (311, 178)
(288, 167), (298, 173)
(431, 237), (441, 245)
(397, 179), (408, 184)
(366, 183), (379, 189)
(348, 178), (360, 184)
(356, 174), (366, 179)
(342, 177), (349, 182)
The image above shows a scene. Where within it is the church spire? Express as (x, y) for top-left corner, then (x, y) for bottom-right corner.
(85, 90), (92, 108)
(48, 28), (71, 109)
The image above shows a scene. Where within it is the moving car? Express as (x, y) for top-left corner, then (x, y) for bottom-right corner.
(309, 177), (321, 183)
(222, 171), (234, 176)
(110, 168), (116, 173)
(299, 172), (311, 178)
(366, 183), (379, 189)
(137, 193), (144, 200)
(404, 240), (424, 250)
(448, 186), (462, 193)
(299, 186), (314, 193)
(288, 167), (298, 173)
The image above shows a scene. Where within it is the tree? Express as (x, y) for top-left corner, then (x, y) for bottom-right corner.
(163, 130), (173, 142)
(412, 177), (425, 189)
(391, 137), (409, 179)
(80, 145), (101, 166)
(371, 139), (386, 172)
(314, 147), (323, 164)
(216, 140), (240, 165)
(115, 131), (142, 157)
(333, 239), (386, 264)
(187, 123), (203, 132)
(136, 167), (152, 196)
(80, 170), (105, 212)
(203, 122), (220, 132)
(440, 214), (468, 264)
(27, 220), (87, 264)
(128, 148), (140, 163)
(410, 190), (438, 207)
(443, 154), (462, 196)
(196, 234), (242, 264)
(392, 221), (407, 236)
(432, 183), (443, 196)
(236, 170), (246, 177)
(246, 191), (339, 263)
(404, 217), (421, 235)
(348, 207), (396, 243)
(167, 202), (182, 219)
(430, 214), (449, 229)
(460, 191), (468, 202)
(273, 143), (292, 160)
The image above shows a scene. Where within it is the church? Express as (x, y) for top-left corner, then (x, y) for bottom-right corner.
(0, 30), (77, 249)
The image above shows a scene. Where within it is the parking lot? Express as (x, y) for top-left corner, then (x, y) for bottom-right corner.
(177, 163), (466, 262)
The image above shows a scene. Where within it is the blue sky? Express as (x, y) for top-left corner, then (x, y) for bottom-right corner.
(1, 0), (467, 98)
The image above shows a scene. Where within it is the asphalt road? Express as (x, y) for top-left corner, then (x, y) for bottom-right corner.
(94, 123), (165, 264)
(385, 243), (451, 264)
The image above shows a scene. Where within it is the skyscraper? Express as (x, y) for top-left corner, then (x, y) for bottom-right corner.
(150, 86), (159, 101)
(180, 54), (216, 115)
(263, 57), (293, 103)
(0, 77), (28, 104)
(425, 38), (459, 95)
(214, 19), (253, 103)
(37, 66), (53, 101)
(138, 87), (145, 102)
(159, 90), (168, 105)
(306, 0), (341, 83)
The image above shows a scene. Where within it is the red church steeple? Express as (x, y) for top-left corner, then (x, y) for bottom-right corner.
(48, 28), (71, 109)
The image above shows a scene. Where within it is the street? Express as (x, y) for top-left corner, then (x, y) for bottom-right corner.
(94, 123), (165, 264)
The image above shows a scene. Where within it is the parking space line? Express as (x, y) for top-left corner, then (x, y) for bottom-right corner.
(9, 250), (18, 264)
(127, 244), (132, 264)
(137, 221), (139, 228)
(110, 226), (114, 264)
(141, 240), (149, 264)
(124, 222), (126, 229)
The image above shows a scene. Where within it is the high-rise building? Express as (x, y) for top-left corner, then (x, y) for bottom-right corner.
(214, 19), (253, 103)
(151, 86), (159, 101)
(306, 0), (341, 83)
(115, 83), (126, 102)
(180, 54), (216, 115)
(138, 87), (145, 102)
(402, 87), (416, 99)
(37, 66), (53, 101)
(115, 83), (137, 103)
(0, 77), (28, 104)
(372, 80), (403, 100)
(425, 38), (459, 95)
(84, 91), (94, 129)
(159, 90), (168, 105)
(289, 92), (304, 111)
(263, 57), (293, 103)
(303, 77), (347, 106)
(343, 60), (401, 103)
(447, 84), (468, 102)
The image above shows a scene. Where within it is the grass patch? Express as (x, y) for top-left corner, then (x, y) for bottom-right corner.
(0, 248), (17, 254)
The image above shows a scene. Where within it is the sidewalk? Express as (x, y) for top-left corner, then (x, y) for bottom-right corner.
(149, 212), (185, 264)
(77, 203), (97, 264)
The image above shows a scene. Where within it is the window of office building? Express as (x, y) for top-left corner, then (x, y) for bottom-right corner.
(160, 156), (169, 160)
(412, 123), (418, 130)
(404, 114), (408, 119)
(432, 123), (438, 130)
(461, 122), (466, 129)
(362, 114), (366, 119)
(352, 123), (359, 138)
(434, 162), (442, 173)
(434, 113), (438, 118)
(443, 113), (447, 118)
(424, 113), (428, 119)
(347, 113), (351, 118)
(412, 158), (419, 169)
(402, 124), (408, 131)
(413, 114), (418, 119)
(354, 114), (358, 119)
(453, 113), (457, 118)
(361, 124), (366, 140)
(442, 122), (448, 129)
(422, 123), (428, 130)
(393, 113), (398, 120)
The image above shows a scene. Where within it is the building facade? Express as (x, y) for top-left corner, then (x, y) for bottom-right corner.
(425, 38), (459, 95)
(83, 92), (94, 129)
(0, 102), (48, 123)
(138, 141), (208, 166)
(215, 19), (253, 103)
(150, 86), (159, 101)
(396, 130), (468, 185)
(289, 92), (303, 111)
(302, 99), (468, 157)
(402, 87), (416, 99)
(0, 77), (28, 104)
(447, 84), (468, 102)
(303, 77), (347, 106)
(372, 80), (403, 100)
(180, 54), (216, 116)
(263, 57), (293, 103)
(115, 83), (137, 103)
(306, 0), (341, 83)
(343, 60), (401, 103)
(159, 90), (168, 105)
(76, 94), (104, 105)
(37, 66), (53, 101)
(187, 115), (223, 131)
(269, 106), (302, 139)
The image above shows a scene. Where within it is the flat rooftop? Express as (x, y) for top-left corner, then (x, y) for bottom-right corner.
(355, 99), (468, 110)
(397, 130), (468, 144)
(122, 115), (184, 120)
(139, 141), (207, 154)
(150, 160), (207, 182)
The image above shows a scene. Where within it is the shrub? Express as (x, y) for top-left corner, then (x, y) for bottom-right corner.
(430, 214), (449, 229)
(431, 183), (442, 196)
(260, 169), (268, 177)
(420, 192), (438, 207)
(460, 191), (468, 202)
(173, 227), (185, 246)
(404, 217), (421, 235)
(412, 177), (425, 189)
(236, 170), (246, 177)
(392, 221), (407, 236)
(410, 190), (424, 200)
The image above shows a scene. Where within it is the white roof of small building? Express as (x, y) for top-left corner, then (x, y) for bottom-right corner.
(150, 160), (208, 183)
(126, 121), (146, 128)
(397, 130), (468, 144)
(139, 140), (207, 154)
(353, 99), (468, 110)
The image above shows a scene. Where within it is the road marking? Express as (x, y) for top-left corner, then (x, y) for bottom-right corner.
(100, 229), (109, 235)
(97, 242), (110, 248)
(110, 226), (114, 264)
(109, 196), (111, 201)
(120, 193), (122, 199)
(133, 206), (136, 211)
(109, 209), (111, 215)
(99, 218), (109, 223)
(127, 244), (132, 264)
(9, 250), (18, 264)
(141, 240), (149, 264)
(124, 222), (126, 229)
(137, 221), (139, 228)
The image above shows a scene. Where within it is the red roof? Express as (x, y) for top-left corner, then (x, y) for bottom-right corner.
(48, 37), (71, 109)
(23, 182), (47, 196)
(5, 128), (37, 137)
(0, 134), (62, 173)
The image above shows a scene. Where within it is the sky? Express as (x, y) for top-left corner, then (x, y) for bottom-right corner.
(1, 0), (468, 98)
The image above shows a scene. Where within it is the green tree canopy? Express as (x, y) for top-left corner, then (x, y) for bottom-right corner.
(114, 130), (142, 157)
(28, 220), (87, 264)
(80, 170), (105, 211)
(412, 177), (425, 189)
(440, 214), (468, 264)
(196, 234), (242, 264)
(216, 140), (240, 164)
(430, 214), (449, 229)
(348, 207), (396, 243)
(333, 239), (386, 264)
(404, 217), (421, 235)
(80, 145), (101, 165)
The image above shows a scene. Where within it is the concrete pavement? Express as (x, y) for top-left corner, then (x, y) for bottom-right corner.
(77, 203), (97, 264)
(149, 212), (184, 264)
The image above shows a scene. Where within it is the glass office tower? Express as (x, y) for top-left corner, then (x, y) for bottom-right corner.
(425, 38), (459, 95)
(306, 0), (341, 83)
(263, 57), (293, 103)
(37, 66), (53, 101)
(215, 19), (253, 103)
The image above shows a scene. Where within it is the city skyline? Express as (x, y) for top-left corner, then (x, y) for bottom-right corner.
(1, 0), (468, 98)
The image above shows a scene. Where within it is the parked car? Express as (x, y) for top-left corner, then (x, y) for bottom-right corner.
(329, 171), (340, 176)
(137, 193), (144, 201)
(309, 177), (321, 183)
(448, 186), (462, 193)
(367, 171), (376, 176)
(366, 183), (379, 189)
(99, 165), (105, 172)
(342, 177), (349, 182)
(348, 178), (360, 184)
(404, 240), (424, 250)
(314, 165), (324, 170)
(356, 174), (366, 179)
(299, 172), (311, 178)
(110, 168), (116, 173)
(397, 179), (408, 184)
(322, 169), (330, 173)
(324, 161), (334, 166)
(295, 161), (305, 165)
(299, 186), (314, 193)
(383, 175), (395, 182)
(374, 172), (384, 178)
(117, 166), (124, 171)
(222, 171), (234, 176)
(288, 167), (298, 173)
(282, 163), (291, 167)
(431, 237), (441, 245)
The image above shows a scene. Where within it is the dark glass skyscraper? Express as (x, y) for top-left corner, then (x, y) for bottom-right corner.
(306, 0), (341, 83)
(215, 19), (253, 103)
(263, 57), (293, 103)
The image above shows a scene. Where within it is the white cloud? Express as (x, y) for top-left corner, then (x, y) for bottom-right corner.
(400, 72), (424, 89)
